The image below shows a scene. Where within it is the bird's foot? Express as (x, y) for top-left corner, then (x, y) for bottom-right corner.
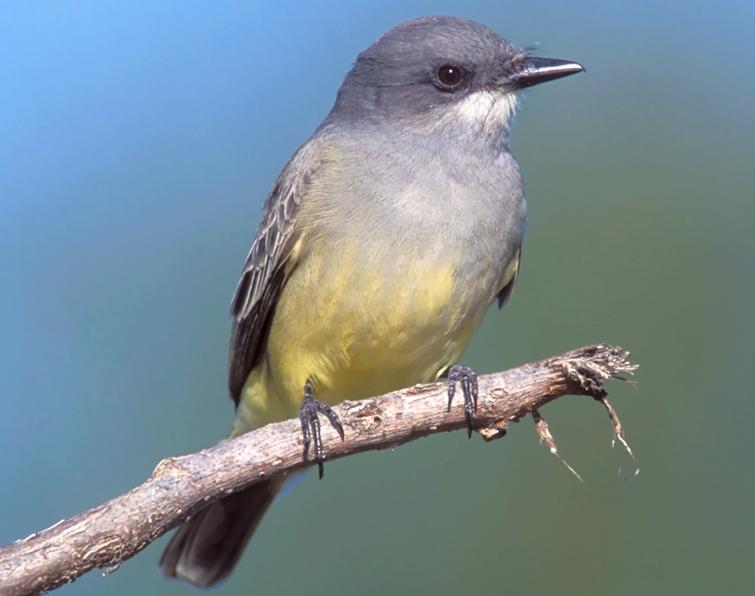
(446, 365), (479, 438)
(299, 382), (344, 479)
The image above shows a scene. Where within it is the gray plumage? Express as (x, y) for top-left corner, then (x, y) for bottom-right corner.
(162, 15), (583, 589)
(228, 16), (545, 403)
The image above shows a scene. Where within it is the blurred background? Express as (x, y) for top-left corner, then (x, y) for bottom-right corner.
(1, 1), (753, 594)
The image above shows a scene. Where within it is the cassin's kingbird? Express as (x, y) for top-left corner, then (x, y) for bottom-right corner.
(161, 16), (583, 588)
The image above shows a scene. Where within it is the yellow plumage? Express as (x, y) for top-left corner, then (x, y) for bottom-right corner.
(234, 229), (519, 435)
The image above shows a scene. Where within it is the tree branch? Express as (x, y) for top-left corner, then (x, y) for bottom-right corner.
(0, 344), (637, 595)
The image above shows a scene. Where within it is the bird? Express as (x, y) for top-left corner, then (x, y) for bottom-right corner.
(160, 15), (583, 589)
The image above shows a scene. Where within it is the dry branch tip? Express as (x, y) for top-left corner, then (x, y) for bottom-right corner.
(531, 410), (583, 483)
(599, 397), (639, 476)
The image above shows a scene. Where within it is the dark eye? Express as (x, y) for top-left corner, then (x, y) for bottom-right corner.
(435, 64), (466, 90)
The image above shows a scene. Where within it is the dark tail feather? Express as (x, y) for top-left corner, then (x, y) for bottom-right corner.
(160, 478), (282, 588)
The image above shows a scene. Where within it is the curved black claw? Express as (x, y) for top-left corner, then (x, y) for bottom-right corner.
(446, 365), (479, 438)
(299, 382), (344, 479)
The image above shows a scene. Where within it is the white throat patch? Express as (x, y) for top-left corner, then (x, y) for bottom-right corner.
(453, 90), (519, 134)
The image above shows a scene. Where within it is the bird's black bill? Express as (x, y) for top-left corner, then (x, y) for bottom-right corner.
(508, 57), (584, 89)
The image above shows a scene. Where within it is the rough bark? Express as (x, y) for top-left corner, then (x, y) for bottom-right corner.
(0, 344), (637, 595)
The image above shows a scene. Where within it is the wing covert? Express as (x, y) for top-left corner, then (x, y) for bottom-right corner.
(228, 143), (321, 405)
(496, 246), (522, 309)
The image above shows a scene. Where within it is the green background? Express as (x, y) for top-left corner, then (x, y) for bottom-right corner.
(1, 1), (753, 595)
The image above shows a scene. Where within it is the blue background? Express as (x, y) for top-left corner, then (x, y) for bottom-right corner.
(1, 1), (753, 594)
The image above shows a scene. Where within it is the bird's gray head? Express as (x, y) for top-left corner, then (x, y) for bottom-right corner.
(329, 16), (583, 141)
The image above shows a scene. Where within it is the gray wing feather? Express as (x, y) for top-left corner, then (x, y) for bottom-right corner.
(228, 143), (320, 405)
(496, 246), (522, 309)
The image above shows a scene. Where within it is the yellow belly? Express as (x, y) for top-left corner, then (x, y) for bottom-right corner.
(235, 242), (494, 432)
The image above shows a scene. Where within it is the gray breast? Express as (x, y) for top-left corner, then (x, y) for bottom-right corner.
(323, 125), (527, 281)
